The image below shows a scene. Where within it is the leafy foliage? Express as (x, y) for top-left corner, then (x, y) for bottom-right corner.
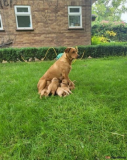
(0, 44), (127, 63)
(91, 36), (109, 45)
(92, 21), (127, 42)
(79, 44), (127, 58)
(92, 0), (127, 21)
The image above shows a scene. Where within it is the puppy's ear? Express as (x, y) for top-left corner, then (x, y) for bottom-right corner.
(65, 47), (71, 53)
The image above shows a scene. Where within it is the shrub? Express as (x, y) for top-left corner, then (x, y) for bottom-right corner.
(91, 36), (101, 45)
(17, 48), (38, 61)
(78, 44), (127, 58)
(91, 36), (109, 45)
(2, 48), (18, 62)
(92, 21), (127, 42)
(0, 44), (127, 63)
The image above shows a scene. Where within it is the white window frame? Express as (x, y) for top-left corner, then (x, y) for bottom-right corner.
(68, 6), (82, 28)
(14, 5), (33, 29)
(0, 14), (3, 30)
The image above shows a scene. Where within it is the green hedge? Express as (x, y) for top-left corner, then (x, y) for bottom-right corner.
(0, 45), (127, 63)
(78, 44), (127, 58)
(0, 47), (66, 63)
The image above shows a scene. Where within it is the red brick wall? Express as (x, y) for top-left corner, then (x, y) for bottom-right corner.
(0, 0), (92, 48)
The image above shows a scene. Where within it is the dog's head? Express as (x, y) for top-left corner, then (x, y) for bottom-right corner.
(64, 47), (79, 60)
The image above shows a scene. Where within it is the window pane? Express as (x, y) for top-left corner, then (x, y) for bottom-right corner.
(70, 8), (80, 13)
(17, 16), (31, 27)
(17, 8), (28, 12)
(69, 16), (80, 27)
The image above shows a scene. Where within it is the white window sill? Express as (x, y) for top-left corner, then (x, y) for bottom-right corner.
(68, 28), (84, 30)
(16, 29), (34, 31)
(0, 29), (5, 32)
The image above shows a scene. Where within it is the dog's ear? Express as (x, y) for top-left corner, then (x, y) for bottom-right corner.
(75, 47), (78, 52)
(65, 47), (71, 53)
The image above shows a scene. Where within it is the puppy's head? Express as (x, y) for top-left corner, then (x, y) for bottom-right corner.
(65, 47), (79, 60)
(62, 79), (68, 85)
(40, 89), (48, 98)
(69, 81), (75, 90)
(52, 77), (59, 83)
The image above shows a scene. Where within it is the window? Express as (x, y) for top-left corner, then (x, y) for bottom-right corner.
(68, 6), (82, 28)
(14, 6), (33, 29)
(0, 14), (3, 30)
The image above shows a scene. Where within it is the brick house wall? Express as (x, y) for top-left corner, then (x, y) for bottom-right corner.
(0, 0), (92, 48)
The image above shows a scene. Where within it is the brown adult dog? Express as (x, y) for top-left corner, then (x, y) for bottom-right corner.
(37, 47), (79, 94)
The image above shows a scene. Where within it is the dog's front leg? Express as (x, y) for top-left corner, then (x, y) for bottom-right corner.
(62, 70), (71, 83)
(62, 70), (75, 89)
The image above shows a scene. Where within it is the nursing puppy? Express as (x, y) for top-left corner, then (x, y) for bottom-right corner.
(40, 89), (48, 98)
(47, 77), (59, 96)
(61, 79), (72, 94)
(45, 81), (51, 89)
(56, 87), (70, 97)
(69, 81), (75, 90)
(40, 81), (51, 98)
(37, 47), (79, 94)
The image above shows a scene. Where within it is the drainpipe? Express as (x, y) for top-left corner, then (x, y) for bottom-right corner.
(90, 0), (92, 45)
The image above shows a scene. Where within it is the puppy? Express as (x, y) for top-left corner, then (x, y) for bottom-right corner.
(45, 80), (51, 89)
(68, 81), (75, 90)
(56, 87), (70, 97)
(61, 79), (72, 94)
(40, 89), (48, 98)
(47, 77), (60, 96)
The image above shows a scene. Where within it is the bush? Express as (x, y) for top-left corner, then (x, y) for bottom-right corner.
(92, 21), (127, 42)
(1, 48), (18, 62)
(78, 44), (127, 58)
(91, 36), (109, 45)
(0, 45), (127, 63)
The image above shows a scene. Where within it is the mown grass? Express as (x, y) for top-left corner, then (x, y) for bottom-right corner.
(0, 57), (127, 160)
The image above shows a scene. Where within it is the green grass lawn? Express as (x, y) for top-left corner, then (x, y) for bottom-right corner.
(0, 57), (127, 160)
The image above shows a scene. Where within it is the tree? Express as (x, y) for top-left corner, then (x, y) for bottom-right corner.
(92, 0), (127, 21)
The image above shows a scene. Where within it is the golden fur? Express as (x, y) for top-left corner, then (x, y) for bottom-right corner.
(47, 77), (59, 96)
(37, 47), (79, 94)
(56, 87), (70, 97)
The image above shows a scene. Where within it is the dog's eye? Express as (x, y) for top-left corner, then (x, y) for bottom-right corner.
(72, 51), (75, 53)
